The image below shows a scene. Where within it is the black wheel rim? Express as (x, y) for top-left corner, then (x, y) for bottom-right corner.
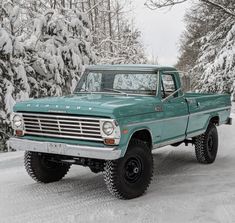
(124, 157), (142, 183)
(207, 134), (215, 157)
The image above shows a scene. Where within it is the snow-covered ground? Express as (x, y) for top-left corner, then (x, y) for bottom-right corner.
(1, 111), (235, 223)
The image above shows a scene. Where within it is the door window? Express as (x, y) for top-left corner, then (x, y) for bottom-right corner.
(161, 74), (177, 98)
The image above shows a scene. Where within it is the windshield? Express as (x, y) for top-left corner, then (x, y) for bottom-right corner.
(75, 71), (159, 96)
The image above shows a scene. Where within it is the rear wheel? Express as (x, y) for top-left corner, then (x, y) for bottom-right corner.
(24, 151), (71, 183)
(104, 139), (153, 199)
(194, 123), (218, 164)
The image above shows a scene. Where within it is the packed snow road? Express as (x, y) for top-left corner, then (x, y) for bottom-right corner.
(1, 115), (235, 223)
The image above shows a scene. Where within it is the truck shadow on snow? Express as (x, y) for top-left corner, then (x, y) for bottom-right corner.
(20, 146), (228, 199)
(152, 147), (198, 176)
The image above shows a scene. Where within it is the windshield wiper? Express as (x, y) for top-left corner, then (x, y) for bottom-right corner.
(103, 88), (128, 96)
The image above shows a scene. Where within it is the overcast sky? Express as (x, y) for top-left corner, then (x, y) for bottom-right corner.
(131, 1), (190, 66)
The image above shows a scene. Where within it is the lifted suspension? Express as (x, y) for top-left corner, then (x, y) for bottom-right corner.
(47, 154), (105, 173)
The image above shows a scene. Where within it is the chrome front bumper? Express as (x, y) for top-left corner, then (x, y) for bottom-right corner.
(9, 138), (122, 160)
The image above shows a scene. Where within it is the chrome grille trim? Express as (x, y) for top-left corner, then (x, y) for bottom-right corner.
(22, 113), (103, 141)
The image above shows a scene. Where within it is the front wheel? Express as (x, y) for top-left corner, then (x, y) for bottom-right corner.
(194, 123), (218, 164)
(24, 151), (71, 183)
(104, 139), (153, 199)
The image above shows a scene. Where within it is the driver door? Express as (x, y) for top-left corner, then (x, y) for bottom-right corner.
(160, 72), (188, 142)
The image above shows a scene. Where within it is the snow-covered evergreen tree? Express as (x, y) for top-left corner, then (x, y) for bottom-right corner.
(147, 0), (235, 95)
(177, 2), (235, 95)
(194, 16), (235, 93)
(0, 0), (147, 151)
(97, 24), (146, 64)
(88, 0), (147, 64)
(0, 1), (29, 122)
(0, 1), (95, 124)
(25, 9), (95, 96)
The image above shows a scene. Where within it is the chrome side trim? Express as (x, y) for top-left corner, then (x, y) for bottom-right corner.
(189, 106), (231, 116)
(126, 115), (189, 127)
(153, 136), (185, 149)
(153, 129), (212, 149)
(9, 138), (121, 160)
(125, 106), (231, 127)
(186, 130), (205, 138)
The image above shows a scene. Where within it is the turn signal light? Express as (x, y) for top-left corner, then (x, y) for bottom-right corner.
(15, 130), (23, 136)
(104, 138), (115, 145)
(122, 129), (128, 134)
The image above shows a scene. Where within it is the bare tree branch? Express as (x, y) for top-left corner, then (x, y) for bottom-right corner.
(201, 0), (235, 17)
(145, 0), (235, 17)
(85, 0), (103, 14)
(145, 0), (188, 10)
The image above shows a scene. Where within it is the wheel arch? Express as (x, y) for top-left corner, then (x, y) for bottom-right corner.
(201, 115), (220, 135)
(209, 115), (220, 126)
(121, 128), (153, 157)
(199, 114), (220, 137)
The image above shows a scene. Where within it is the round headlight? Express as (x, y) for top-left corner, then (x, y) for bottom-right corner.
(102, 121), (114, 136)
(13, 115), (23, 128)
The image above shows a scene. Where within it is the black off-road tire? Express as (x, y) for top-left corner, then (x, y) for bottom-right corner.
(104, 139), (153, 199)
(89, 167), (102, 174)
(195, 123), (218, 164)
(24, 151), (71, 183)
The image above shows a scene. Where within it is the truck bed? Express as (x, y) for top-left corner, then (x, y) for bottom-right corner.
(184, 92), (231, 137)
(185, 92), (228, 98)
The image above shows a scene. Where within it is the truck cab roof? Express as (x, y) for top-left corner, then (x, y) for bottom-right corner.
(86, 64), (177, 72)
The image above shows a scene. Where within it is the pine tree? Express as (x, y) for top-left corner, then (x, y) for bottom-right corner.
(0, 0), (147, 148)
(0, 1), (95, 124)
(25, 9), (95, 96)
(0, 1), (29, 122)
(176, 2), (235, 94)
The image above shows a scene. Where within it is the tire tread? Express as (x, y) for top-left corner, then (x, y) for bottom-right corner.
(195, 123), (218, 164)
(104, 139), (153, 199)
(24, 151), (70, 183)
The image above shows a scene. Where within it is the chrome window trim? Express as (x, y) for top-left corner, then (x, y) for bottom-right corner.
(75, 92), (157, 97)
(75, 69), (160, 97)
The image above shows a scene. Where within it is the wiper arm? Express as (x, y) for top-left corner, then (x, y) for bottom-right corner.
(103, 88), (128, 96)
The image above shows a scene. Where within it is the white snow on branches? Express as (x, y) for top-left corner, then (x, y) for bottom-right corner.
(0, 0), (147, 123)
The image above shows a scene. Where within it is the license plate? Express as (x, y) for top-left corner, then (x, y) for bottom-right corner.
(47, 142), (64, 154)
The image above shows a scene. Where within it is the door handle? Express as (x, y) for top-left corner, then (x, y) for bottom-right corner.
(155, 105), (163, 112)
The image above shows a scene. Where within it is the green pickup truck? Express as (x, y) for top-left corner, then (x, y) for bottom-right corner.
(9, 65), (232, 199)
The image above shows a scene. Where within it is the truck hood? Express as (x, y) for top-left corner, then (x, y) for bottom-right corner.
(14, 93), (159, 118)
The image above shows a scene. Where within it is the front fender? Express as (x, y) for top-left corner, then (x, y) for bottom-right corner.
(117, 125), (154, 157)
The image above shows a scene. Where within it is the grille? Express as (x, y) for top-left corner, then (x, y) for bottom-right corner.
(22, 113), (103, 141)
